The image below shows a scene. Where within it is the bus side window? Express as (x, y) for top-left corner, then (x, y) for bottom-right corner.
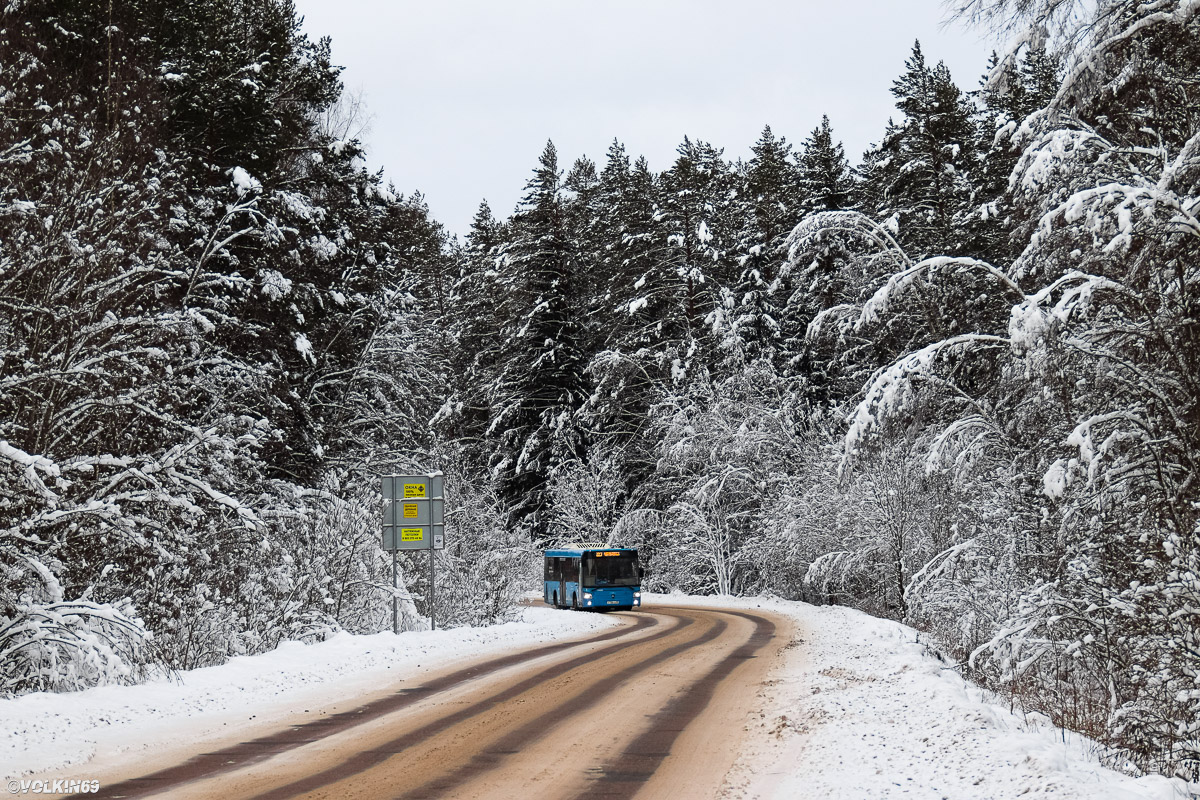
(544, 558), (553, 581)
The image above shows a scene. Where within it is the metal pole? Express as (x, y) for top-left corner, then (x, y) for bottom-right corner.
(391, 548), (398, 635)
(428, 542), (436, 631)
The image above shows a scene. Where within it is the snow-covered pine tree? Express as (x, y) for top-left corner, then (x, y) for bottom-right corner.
(966, 46), (1060, 262)
(869, 41), (977, 258)
(590, 142), (672, 352)
(657, 137), (741, 375)
(437, 201), (510, 468)
(770, 115), (858, 387)
(486, 142), (589, 539)
(572, 146), (675, 505)
(562, 154), (609, 358)
(721, 126), (803, 364)
(804, 45), (993, 401)
(797, 115), (856, 216)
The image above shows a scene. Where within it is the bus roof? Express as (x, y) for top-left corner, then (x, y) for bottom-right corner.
(544, 546), (637, 557)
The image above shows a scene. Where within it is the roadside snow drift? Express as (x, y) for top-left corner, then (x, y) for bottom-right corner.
(664, 596), (1196, 800)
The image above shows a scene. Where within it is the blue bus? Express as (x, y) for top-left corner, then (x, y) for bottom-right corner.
(543, 546), (643, 611)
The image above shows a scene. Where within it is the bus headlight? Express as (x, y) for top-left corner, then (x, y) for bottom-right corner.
(634, 592), (641, 597)
(582, 593), (592, 600)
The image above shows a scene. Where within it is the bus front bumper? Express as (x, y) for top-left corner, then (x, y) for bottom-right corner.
(582, 590), (641, 608)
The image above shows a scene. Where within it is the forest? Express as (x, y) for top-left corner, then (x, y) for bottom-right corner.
(0, 0), (1197, 782)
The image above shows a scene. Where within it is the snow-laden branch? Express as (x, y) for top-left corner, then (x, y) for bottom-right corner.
(1159, 128), (1200, 196)
(1010, 128), (1105, 198)
(0, 439), (61, 504)
(611, 508), (667, 544)
(1008, 269), (1145, 352)
(805, 304), (858, 342)
(0, 597), (150, 694)
(783, 210), (910, 270)
(0, 439), (60, 477)
(1063, 409), (1161, 492)
(907, 538), (979, 601)
(0, 138), (33, 165)
(857, 256), (1024, 331)
(170, 472), (262, 530)
(844, 335), (1010, 465)
(923, 415), (1003, 476)
(182, 195), (266, 307)
(1046, 0), (1200, 121)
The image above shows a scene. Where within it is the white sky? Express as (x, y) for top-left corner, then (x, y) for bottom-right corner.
(292, 1), (999, 237)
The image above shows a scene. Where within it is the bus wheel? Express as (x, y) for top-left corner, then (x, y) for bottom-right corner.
(572, 593), (578, 610)
(552, 591), (559, 608)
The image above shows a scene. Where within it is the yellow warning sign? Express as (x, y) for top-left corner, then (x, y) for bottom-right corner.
(401, 528), (424, 541)
(403, 503), (419, 518)
(404, 483), (426, 499)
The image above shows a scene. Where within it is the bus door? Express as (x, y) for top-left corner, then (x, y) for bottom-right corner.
(558, 558), (566, 608)
(565, 557), (580, 607)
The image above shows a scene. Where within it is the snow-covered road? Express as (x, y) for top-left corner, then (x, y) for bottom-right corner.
(1, 595), (1195, 799)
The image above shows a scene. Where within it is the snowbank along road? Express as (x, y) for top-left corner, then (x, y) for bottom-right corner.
(67, 604), (790, 800)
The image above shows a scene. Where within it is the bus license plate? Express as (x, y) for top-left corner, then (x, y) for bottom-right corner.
(607, 600), (618, 604)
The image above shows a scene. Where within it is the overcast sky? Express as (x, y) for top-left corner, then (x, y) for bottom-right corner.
(292, 1), (999, 237)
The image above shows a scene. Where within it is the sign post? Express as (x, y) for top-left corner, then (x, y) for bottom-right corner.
(381, 473), (445, 632)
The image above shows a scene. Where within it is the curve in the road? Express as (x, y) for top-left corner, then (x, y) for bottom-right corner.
(247, 610), (704, 800)
(80, 613), (659, 800)
(392, 611), (731, 800)
(79, 605), (782, 800)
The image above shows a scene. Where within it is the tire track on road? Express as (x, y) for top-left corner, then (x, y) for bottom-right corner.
(243, 611), (700, 800)
(392, 612), (731, 800)
(82, 614), (657, 800)
(572, 609), (777, 799)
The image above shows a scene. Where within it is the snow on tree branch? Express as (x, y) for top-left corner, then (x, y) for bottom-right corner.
(844, 335), (1010, 466)
(857, 256), (1024, 330)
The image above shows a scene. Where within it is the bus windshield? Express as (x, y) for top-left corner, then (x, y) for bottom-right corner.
(582, 553), (639, 587)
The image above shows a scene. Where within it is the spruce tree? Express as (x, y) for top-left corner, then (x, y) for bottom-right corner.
(744, 125), (802, 242)
(723, 126), (803, 362)
(872, 41), (976, 257)
(968, 46), (1060, 263)
(578, 146), (672, 484)
(438, 201), (508, 466)
(562, 155), (607, 354)
(486, 142), (588, 538)
(657, 137), (740, 373)
(797, 115), (856, 215)
(596, 147), (673, 352)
